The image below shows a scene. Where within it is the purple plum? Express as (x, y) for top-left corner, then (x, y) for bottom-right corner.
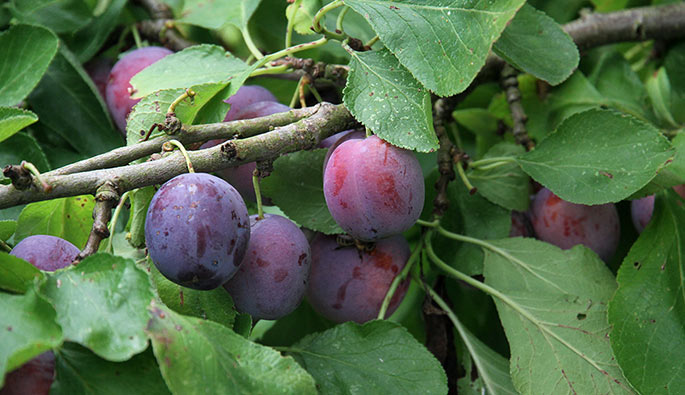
(0, 352), (54, 395)
(10, 235), (79, 271)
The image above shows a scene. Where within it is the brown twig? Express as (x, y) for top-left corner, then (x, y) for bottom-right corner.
(500, 64), (534, 151)
(269, 57), (350, 86)
(75, 182), (119, 262)
(0, 103), (357, 209)
(137, 20), (194, 52)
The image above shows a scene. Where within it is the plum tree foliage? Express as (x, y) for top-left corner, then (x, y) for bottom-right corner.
(1, 1), (685, 394)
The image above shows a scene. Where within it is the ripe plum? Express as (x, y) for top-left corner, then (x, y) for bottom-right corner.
(323, 135), (424, 241)
(509, 211), (533, 237)
(10, 235), (79, 271)
(145, 173), (250, 290)
(630, 185), (685, 233)
(224, 214), (310, 320)
(105, 46), (173, 132)
(0, 352), (54, 395)
(530, 188), (619, 261)
(321, 129), (365, 172)
(306, 234), (410, 323)
(224, 85), (278, 122)
(84, 58), (112, 99)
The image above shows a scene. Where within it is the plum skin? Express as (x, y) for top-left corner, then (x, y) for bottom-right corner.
(306, 234), (411, 323)
(0, 351), (54, 395)
(323, 135), (424, 241)
(224, 85), (277, 122)
(630, 185), (685, 233)
(145, 173), (250, 290)
(530, 188), (620, 262)
(224, 214), (311, 320)
(105, 46), (173, 132)
(10, 235), (79, 271)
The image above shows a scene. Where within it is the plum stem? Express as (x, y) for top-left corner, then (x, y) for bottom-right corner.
(416, 218), (440, 228)
(0, 240), (11, 253)
(377, 236), (423, 320)
(241, 26), (264, 60)
(131, 24), (143, 49)
(285, 0), (302, 48)
(21, 161), (51, 192)
(336, 6), (350, 35)
(167, 89), (196, 115)
(312, 0), (345, 40)
(365, 35), (379, 48)
(105, 191), (131, 254)
(163, 140), (195, 173)
(252, 170), (264, 220)
(455, 161), (477, 195)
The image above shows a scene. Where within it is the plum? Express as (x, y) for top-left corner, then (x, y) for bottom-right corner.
(321, 129), (365, 172)
(509, 211), (533, 237)
(630, 185), (685, 233)
(631, 195), (655, 233)
(224, 85), (278, 122)
(306, 234), (410, 323)
(323, 135), (424, 241)
(0, 351), (54, 395)
(530, 188), (620, 262)
(84, 58), (112, 99)
(202, 100), (291, 202)
(10, 235), (79, 271)
(145, 173), (250, 290)
(224, 214), (310, 320)
(105, 46), (173, 132)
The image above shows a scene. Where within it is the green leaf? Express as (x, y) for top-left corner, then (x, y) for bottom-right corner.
(286, 0), (322, 35)
(28, 47), (123, 157)
(258, 301), (335, 347)
(292, 320), (447, 394)
(0, 133), (50, 185)
(518, 109), (673, 204)
(64, 0), (127, 62)
(261, 149), (344, 235)
(0, 220), (16, 241)
(130, 45), (252, 99)
(0, 253), (43, 294)
(146, 305), (317, 394)
(482, 238), (632, 394)
(608, 192), (685, 394)
(343, 48), (437, 152)
(0, 107), (38, 143)
(423, 170), (510, 275)
(15, 195), (95, 249)
(493, 4), (578, 85)
(126, 186), (155, 249)
(469, 142), (530, 211)
(664, 42), (685, 124)
(178, 0), (262, 30)
(51, 343), (170, 395)
(150, 263), (236, 329)
(40, 254), (155, 361)
(0, 289), (62, 386)
(646, 67), (678, 128)
(125, 83), (235, 145)
(0, 24), (58, 106)
(453, 318), (516, 395)
(9, 0), (92, 33)
(631, 133), (685, 198)
(344, 0), (526, 96)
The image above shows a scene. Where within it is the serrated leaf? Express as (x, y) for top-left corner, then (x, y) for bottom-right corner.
(0, 107), (38, 143)
(0, 253), (42, 294)
(0, 24), (58, 106)
(344, 0), (526, 96)
(130, 45), (252, 99)
(292, 320), (448, 394)
(0, 133), (50, 184)
(286, 0), (322, 35)
(0, 289), (62, 386)
(40, 254), (155, 361)
(150, 263), (236, 329)
(9, 0), (92, 33)
(15, 195), (95, 249)
(126, 83), (232, 145)
(469, 142), (530, 211)
(518, 109), (673, 204)
(493, 4), (578, 85)
(0, 220), (16, 241)
(146, 305), (317, 394)
(608, 192), (685, 394)
(482, 238), (632, 394)
(452, 316), (516, 395)
(343, 48), (437, 152)
(630, 133), (685, 198)
(51, 343), (170, 395)
(28, 47), (123, 157)
(647, 67), (678, 128)
(261, 150), (344, 235)
(178, 0), (262, 30)
(64, 0), (127, 62)
(422, 170), (510, 275)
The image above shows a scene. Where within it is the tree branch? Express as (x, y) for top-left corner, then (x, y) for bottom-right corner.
(48, 106), (322, 176)
(500, 64), (533, 151)
(0, 103), (356, 209)
(75, 182), (119, 262)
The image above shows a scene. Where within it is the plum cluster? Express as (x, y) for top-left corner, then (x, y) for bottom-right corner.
(4, 235), (79, 394)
